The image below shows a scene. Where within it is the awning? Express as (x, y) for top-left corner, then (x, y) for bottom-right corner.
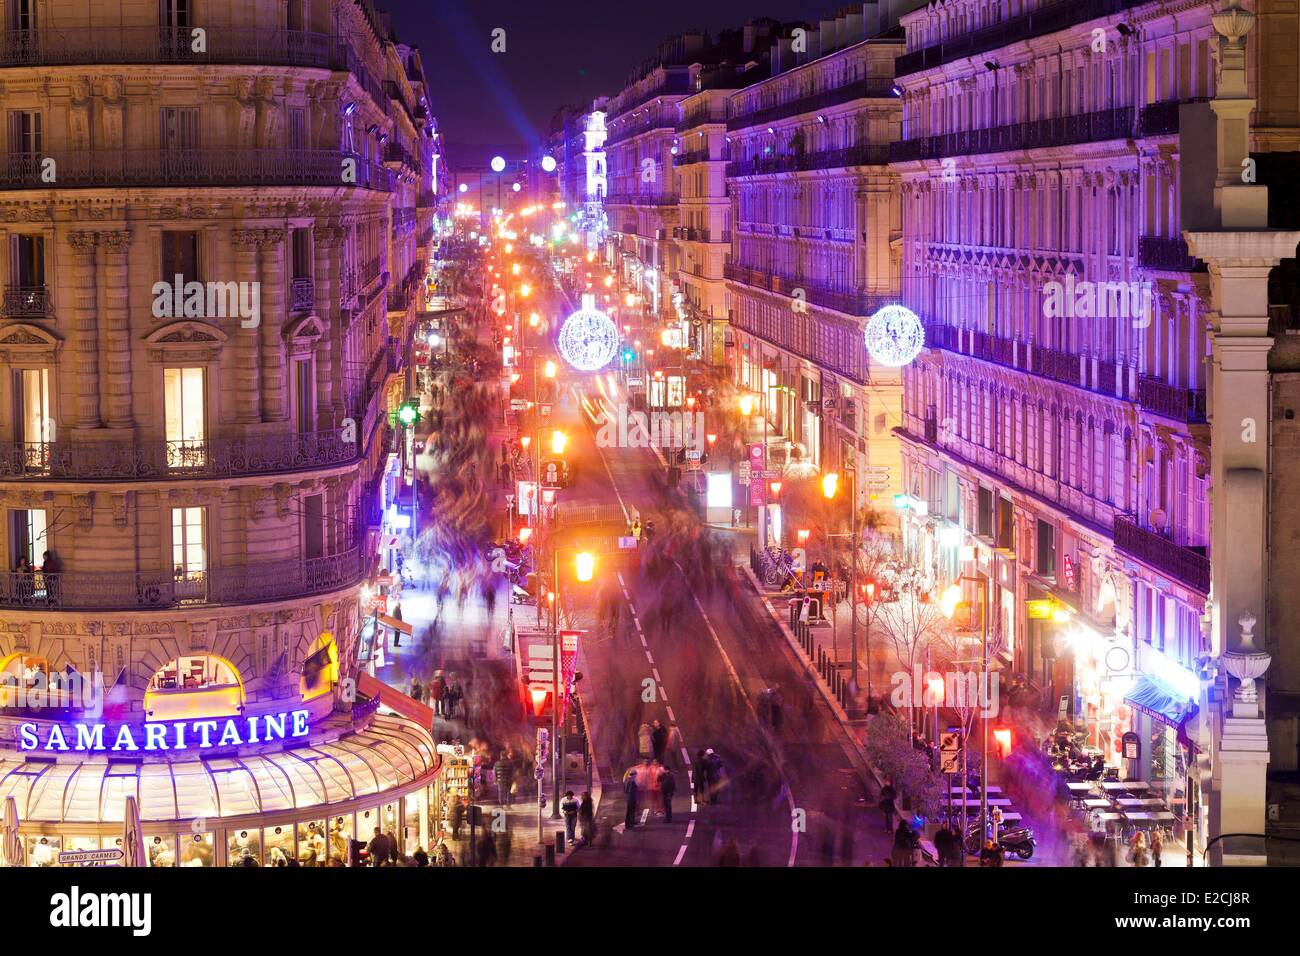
(376, 613), (413, 635)
(1125, 675), (1196, 730)
(358, 672), (434, 730)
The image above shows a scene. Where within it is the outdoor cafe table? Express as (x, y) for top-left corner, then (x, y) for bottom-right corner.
(1115, 797), (1165, 807)
(1125, 811), (1176, 822)
(1081, 798), (1112, 809)
(948, 784), (1003, 794)
(1066, 782), (1095, 793)
(1100, 781), (1151, 792)
(948, 798), (1014, 807)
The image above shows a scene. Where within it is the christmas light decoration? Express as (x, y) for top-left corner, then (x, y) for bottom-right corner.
(558, 295), (620, 371)
(864, 304), (925, 367)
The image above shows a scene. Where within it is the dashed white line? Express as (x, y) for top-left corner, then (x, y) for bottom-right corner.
(652, 667), (661, 682)
(673, 844), (688, 865)
(666, 706), (676, 722)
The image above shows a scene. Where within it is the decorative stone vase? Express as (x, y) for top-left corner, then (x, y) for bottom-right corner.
(1222, 612), (1271, 715)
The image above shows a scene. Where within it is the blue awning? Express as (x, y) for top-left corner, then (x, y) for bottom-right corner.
(1125, 675), (1195, 730)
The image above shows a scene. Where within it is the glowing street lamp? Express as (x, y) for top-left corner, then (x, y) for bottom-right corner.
(739, 395), (755, 416)
(520, 284), (531, 297)
(939, 584), (963, 621)
(603, 275), (613, 288)
(544, 360), (557, 379)
(769, 480), (782, 497)
(528, 313), (540, 327)
(511, 263), (521, 275)
(706, 433), (717, 449)
(551, 430), (568, 455)
(686, 395), (696, 409)
(822, 472), (839, 499)
(575, 552), (595, 583)
(797, 529), (811, 546)
(518, 527), (533, 545)
(519, 435), (532, 451)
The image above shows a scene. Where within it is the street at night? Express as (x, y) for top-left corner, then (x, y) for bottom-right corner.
(0, 0), (1294, 937)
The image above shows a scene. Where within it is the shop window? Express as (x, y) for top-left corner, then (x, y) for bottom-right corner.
(26, 835), (58, 867)
(265, 825), (294, 867)
(228, 829), (261, 867)
(145, 654), (243, 722)
(179, 832), (213, 867)
(297, 820), (326, 866)
(147, 835), (176, 867)
(328, 815), (353, 867)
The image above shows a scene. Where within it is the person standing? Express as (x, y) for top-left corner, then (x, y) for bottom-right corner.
(1150, 829), (1164, 868)
(577, 791), (596, 846)
(933, 824), (953, 867)
(560, 791), (580, 844)
(494, 750), (515, 807)
(622, 766), (639, 829)
(429, 671), (447, 718)
(637, 722), (653, 760)
(879, 780), (897, 832)
(660, 766), (677, 824)
(650, 719), (668, 765)
(693, 749), (709, 806)
(476, 827), (497, 868)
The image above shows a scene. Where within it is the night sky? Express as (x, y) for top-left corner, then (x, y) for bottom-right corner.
(384, 0), (840, 161)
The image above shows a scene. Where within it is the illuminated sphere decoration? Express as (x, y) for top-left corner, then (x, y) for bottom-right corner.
(541, 155), (557, 173)
(490, 155), (506, 173)
(558, 296), (620, 371)
(864, 304), (925, 367)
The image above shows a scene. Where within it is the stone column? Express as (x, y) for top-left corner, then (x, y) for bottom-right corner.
(231, 229), (262, 424)
(68, 231), (101, 430)
(100, 230), (133, 430)
(258, 228), (288, 423)
(312, 224), (341, 426)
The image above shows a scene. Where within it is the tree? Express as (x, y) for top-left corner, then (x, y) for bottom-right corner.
(872, 585), (956, 733)
(864, 712), (944, 821)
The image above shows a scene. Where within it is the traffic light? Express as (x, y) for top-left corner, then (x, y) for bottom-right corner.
(621, 347), (636, 364)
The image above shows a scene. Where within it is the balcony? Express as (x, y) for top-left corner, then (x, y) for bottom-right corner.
(724, 263), (894, 317)
(894, 0), (1151, 78)
(1137, 98), (1209, 138)
(290, 276), (315, 312)
(1112, 515), (1210, 594)
(0, 429), (358, 481)
(0, 543), (366, 611)
(727, 78), (898, 131)
(0, 26), (344, 69)
(672, 226), (711, 242)
(726, 143), (889, 178)
(0, 284), (52, 319)
(1137, 376), (1207, 423)
(604, 193), (678, 207)
(612, 74), (693, 120)
(889, 107), (1133, 162)
(0, 148), (393, 192)
(1138, 236), (1204, 272)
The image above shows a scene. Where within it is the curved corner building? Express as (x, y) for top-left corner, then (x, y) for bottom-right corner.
(0, 0), (446, 866)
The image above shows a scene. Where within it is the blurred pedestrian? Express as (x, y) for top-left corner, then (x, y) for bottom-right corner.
(623, 766), (640, 829)
(660, 766), (677, 824)
(879, 780), (897, 832)
(561, 790), (579, 844)
(577, 791), (596, 846)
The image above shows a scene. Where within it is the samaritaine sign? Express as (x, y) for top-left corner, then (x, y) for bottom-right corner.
(17, 710), (312, 753)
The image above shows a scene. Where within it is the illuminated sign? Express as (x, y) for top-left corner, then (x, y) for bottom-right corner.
(18, 710), (312, 754)
(1063, 553), (1076, 591)
(1026, 599), (1055, 620)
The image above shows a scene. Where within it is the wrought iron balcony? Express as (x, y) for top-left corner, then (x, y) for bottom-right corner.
(1137, 98), (1210, 138)
(724, 263), (893, 317)
(1112, 515), (1210, 594)
(1138, 236), (1204, 272)
(1137, 375), (1207, 422)
(0, 148), (393, 192)
(0, 26), (344, 69)
(727, 78), (898, 131)
(726, 143), (889, 177)
(0, 543), (366, 611)
(894, 0), (1151, 78)
(0, 284), (52, 319)
(0, 429), (357, 481)
(604, 192), (679, 207)
(290, 276), (315, 312)
(890, 107), (1133, 163)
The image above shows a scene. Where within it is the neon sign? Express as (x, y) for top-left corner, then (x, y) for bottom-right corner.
(18, 710), (311, 753)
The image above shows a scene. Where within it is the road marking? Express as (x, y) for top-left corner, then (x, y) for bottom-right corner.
(673, 844), (688, 866)
(681, 748), (691, 765)
(685, 820), (695, 838)
(666, 706), (676, 722)
(640, 809), (650, 825)
(652, 667), (661, 683)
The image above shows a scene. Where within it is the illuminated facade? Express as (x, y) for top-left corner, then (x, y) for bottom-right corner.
(0, 0), (440, 865)
(892, 0), (1300, 863)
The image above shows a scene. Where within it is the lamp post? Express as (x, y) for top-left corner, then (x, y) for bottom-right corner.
(941, 573), (990, 850)
(547, 547), (594, 821)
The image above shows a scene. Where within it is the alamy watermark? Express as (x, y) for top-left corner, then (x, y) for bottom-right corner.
(0, 670), (103, 717)
(1041, 274), (1152, 328)
(890, 670), (1000, 718)
(595, 403), (705, 456)
(151, 274), (260, 328)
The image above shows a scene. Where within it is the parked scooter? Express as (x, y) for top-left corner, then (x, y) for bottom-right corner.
(965, 821), (1036, 860)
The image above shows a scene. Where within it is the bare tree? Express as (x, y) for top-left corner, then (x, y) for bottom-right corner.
(872, 589), (956, 732)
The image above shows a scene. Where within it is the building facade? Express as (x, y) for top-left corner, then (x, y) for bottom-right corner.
(892, 0), (1298, 863)
(0, 0), (441, 866)
(725, 7), (905, 496)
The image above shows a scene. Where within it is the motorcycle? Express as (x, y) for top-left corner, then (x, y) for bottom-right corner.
(965, 821), (1036, 860)
(510, 583), (536, 606)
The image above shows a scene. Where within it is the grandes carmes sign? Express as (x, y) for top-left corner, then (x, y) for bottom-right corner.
(18, 709), (312, 753)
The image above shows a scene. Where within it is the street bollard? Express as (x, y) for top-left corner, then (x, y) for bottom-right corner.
(555, 830), (566, 854)
(533, 854), (543, 867)
(544, 842), (556, 866)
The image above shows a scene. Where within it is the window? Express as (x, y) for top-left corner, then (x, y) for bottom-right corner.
(160, 231), (199, 285)
(9, 233), (44, 288)
(288, 108), (306, 151)
(12, 367), (50, 449)
(145, 654), (242, 722)
(159, 107), (199, 173)
(171, 506), (205, 579)
(164, 367), (205, 467)
(6, 110), (41, 156)
(977, 486), (994, 538)
(9, 508), (46, 567)
(294, 358), (314, 434)
(1036, 519), (1056, 577)
(303, 492), (323, 559)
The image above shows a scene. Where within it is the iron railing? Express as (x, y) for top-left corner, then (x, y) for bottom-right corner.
(890, 106), (1133, 162)
(1112, 515), (1210, 594)
(0, 544), (366, 611)
(0, 429), (356, 480)
(728, 78), (898, 130)
(0, 26), (343, 69)
(604, 192), (679, 207)
(0, 284), (52, 319)
(1138, 236), (1205, 272)
(290, 276), (315, 312)
(724, 263), (893, 317)
(0, 148), (393, 191)
(727, 143), (889, 177)
(1137, 375), (1207, 422)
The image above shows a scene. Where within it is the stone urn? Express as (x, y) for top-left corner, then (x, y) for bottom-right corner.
(1222, 612), (1271, 717)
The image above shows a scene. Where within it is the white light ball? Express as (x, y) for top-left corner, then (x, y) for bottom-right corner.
(864, 304), (925, 367)
(559, 303), (620, 371)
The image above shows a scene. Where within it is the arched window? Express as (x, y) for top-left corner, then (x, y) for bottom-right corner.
(145, 655), (244, 722)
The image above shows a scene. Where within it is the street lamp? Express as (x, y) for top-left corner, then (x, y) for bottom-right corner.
(739, 395), (754, 417)
(544, 360), (557, 379)
(823, 468), (864, 707)
(940, 573), (991, 850)
(551, 430), (567, 455)
(546, 547), (597, 821)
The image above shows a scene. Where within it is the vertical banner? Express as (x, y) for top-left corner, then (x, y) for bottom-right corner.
(560, 630), (581, 721)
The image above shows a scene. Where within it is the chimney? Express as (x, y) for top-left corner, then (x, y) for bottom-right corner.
(743, 21), (756, 54)
(842, 8), (865, 44)
(861, 3), (882, 37)
(772, 35), (793, 76)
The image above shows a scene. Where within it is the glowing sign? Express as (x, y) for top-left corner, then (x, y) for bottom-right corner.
(18, 710), (311, 753)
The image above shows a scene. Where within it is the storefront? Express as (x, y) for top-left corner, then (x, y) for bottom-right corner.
(0, 708), (444, 868)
